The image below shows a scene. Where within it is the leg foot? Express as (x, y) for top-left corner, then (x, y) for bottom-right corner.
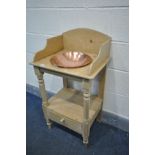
(82, 133), (89, 147)
(46, 120), (52, 129)
(83, 139), (89, 148)
(97, 110), (102, 123)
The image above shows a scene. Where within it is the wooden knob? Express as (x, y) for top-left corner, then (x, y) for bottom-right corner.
(60, 118), (65, 123)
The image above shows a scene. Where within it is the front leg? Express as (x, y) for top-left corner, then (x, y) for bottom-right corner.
(82, 79), (91, 145)
(34, 67), (52, 128)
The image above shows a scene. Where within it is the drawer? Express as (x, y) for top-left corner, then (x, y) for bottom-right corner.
(46, 109), (82, 134)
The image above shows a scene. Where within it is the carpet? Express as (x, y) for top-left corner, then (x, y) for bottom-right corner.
(26, 92), (129, 155)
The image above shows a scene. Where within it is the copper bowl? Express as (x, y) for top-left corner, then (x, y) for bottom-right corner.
(50, 51), (92, 68)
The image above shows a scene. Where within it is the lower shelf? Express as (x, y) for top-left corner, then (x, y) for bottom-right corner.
(46, 88), (102, 133)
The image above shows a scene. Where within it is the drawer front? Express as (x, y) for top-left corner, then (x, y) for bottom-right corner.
(47, 110), (82, 134)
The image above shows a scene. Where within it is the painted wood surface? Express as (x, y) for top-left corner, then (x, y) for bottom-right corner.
(27, 0), (129, 8)
(27, 8), (128, 42)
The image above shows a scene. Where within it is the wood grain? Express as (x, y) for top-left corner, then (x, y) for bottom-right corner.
(32, 28), (111, 145)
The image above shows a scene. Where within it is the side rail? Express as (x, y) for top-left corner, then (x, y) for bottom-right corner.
(88, 40), (111, 75)
(33, 35), (63, 62)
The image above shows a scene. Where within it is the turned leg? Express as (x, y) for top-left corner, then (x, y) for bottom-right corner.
(34, 67), (52, 128)
(97, 66), (107, 122)
(82, 79), (91, 145)
(42, 105), (53, 129)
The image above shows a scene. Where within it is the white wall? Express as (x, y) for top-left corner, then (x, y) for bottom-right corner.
(26, 0), (129, 119)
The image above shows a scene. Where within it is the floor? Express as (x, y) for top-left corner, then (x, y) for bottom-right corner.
(26, 92), (129, 155)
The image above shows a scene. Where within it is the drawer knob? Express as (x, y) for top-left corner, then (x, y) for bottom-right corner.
(60, 118), (65, 123)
